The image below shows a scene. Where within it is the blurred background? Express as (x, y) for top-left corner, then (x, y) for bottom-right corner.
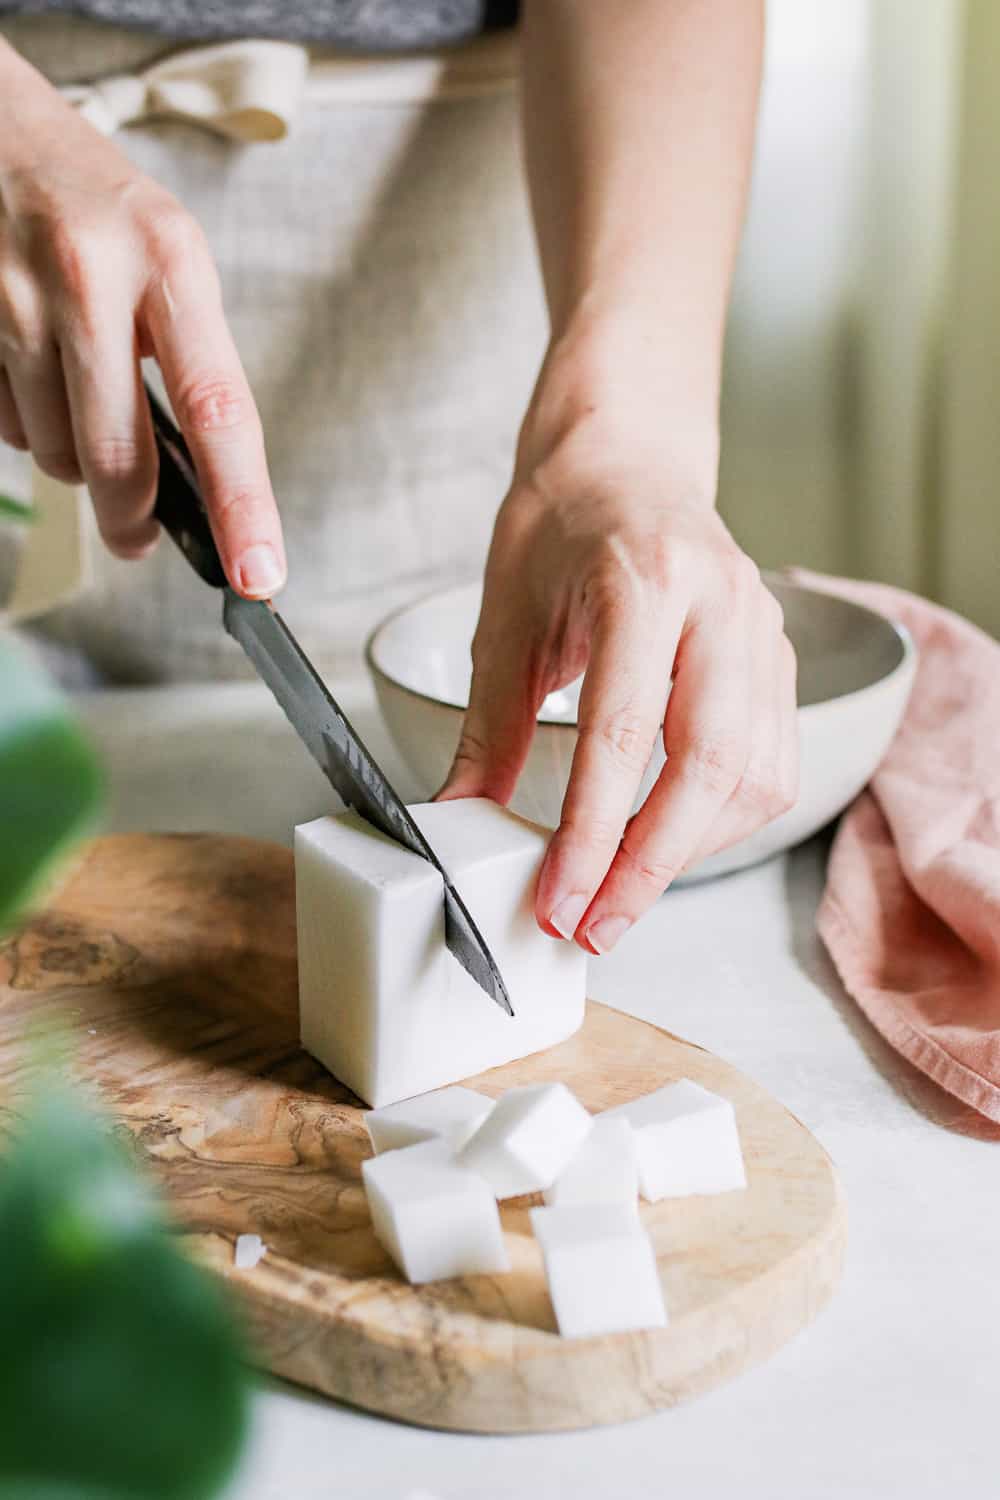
(720, 0), (998, 640)
(1, 0), (997, 646)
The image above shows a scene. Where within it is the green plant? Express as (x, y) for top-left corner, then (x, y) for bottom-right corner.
(0, 641), (251, 1500)
(0, 492), (33, 523)
(0, 634), (102, 928)
(0, 1086), (250, 1500)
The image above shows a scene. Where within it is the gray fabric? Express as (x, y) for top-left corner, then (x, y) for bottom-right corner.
(0, 0), (517, 47)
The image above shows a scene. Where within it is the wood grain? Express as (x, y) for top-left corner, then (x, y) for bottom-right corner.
(0, 834), (846, 1432)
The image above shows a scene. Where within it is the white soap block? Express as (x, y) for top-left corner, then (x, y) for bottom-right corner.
(362, 1139), (509, 1284)
(542, 1116), (638, 1209)
(457, 1082), (592, 1199)
(365, 1086), (495, 1155)
(530, 1203), (667, 1338)
(296, 798), (586, 1107)
(233, 1233), (266, 1270)
(604, 1079), (746, 1201)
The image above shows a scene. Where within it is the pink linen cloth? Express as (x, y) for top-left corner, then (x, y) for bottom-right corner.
(788, 569), (1000, 1125)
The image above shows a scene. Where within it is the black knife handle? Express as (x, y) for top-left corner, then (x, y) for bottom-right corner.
(146, 382), (227, 589)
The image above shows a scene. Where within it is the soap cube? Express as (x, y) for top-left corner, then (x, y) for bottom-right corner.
(362, 1139), (509, 1284)
(530, 1204), (667, 1338)
(543, 1116), (638, 1210)
(296, 798), (586, 1107)
(457, 1082), (592, 1199)
(604, 1079), (746, 1201)
(233, 1233), (266, 1270)
(365, 1086), (494, 1155)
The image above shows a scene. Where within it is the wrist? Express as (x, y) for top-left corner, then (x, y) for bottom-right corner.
(519, 303), (721, 505)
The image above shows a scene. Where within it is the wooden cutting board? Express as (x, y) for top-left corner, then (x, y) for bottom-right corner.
(0, 834), (845, 1433)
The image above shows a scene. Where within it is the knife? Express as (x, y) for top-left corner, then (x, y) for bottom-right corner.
(145, 382), (513, 1016)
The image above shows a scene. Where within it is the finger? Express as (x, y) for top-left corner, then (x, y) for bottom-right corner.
(534, 593), (684, 942)
(6, 345), (82, 483)
(62, 320), (159, 559)
(436, 612), (542, 806)
(142, 261), (285, 599)
(685, 593), (790, 867)
(578, 608), (752, 953)
(0, 367), (27, 449)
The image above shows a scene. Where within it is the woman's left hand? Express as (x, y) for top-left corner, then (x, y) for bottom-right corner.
(437, 362), (798, 954)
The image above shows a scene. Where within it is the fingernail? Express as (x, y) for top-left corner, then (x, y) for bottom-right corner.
(549, 894), (590, 940)
(237, 543), (284, 598)
(587, 915), (632, 955)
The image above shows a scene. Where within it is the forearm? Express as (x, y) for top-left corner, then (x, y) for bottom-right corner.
(520, 0), (763, 470)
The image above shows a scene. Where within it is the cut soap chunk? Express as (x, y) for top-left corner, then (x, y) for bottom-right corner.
(296, 799), (586, 1107)
(233, 1233), (266, 1270)
(362, 1138), (509, 1284)
(365, 1086), (494, 1155)
(542, 1115), (638, 1209)
(457, 1082), (592, 1199)
(604, 1079), (746, 1200)
(530, 1203), (667, 1338)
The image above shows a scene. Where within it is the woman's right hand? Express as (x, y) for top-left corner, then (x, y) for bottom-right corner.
(0, 41), (286, 597)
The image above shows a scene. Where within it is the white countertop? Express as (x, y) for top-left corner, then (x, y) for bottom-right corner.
(77, 677), (1000, 1500)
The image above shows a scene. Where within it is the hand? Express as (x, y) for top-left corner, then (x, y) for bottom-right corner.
(438, 359), (798, 954)
(0, 45), (285, 596)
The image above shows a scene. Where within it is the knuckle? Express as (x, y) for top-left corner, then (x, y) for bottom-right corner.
(643, 532), (670, 589)
(146, 202), (208, 267)
(678, 733), (746, 795)
(557, 807), (623, 851)
(582, 708), (653, 771)
(735, 769), (786, 819)
(85, 434), (145, 492)
(659, 537), (692, 588)
(174, 375), (248, 435)
(647, 533), (686, 594)
(580, 531), (687, 626)
(723, 549), (761, 601)
(617, 837), (681, 891)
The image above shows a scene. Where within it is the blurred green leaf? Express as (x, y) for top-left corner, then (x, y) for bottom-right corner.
(0, 493), (33, 523)
(0, 1088), (249, 1500)
(0, 1486), (143, 1500)
(0, 637), (103, 933)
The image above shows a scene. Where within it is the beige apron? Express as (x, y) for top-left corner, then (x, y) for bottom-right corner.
(0, 16), (545, 682)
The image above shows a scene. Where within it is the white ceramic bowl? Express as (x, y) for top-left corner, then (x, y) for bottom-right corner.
(366, 576), (917, 883)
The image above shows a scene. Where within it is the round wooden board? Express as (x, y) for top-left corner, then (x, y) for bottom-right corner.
(0, 835), (845, 1433)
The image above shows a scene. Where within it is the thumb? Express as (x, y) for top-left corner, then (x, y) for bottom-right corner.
(435, 622), (540, 805)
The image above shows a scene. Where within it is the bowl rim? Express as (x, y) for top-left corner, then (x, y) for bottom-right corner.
(365, 574), (918, 725)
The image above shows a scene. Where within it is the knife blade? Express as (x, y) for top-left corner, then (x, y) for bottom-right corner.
(223, 589), (512, 1013)
(145, 381), (512, 1015)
